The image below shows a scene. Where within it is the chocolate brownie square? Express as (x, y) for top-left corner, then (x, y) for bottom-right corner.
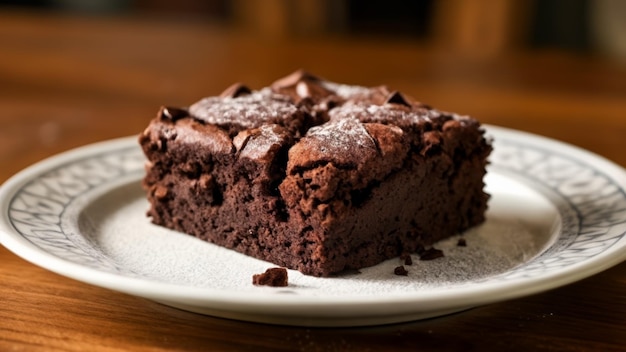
(139, 71), (491, 277)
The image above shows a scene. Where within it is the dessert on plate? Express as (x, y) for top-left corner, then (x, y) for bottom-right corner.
(139, 70), (492, 277)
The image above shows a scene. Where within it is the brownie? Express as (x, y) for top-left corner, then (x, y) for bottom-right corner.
(139, 70), (492, 277)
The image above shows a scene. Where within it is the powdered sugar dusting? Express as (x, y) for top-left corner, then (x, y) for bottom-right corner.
(189, 88), (298, 129)
(321, 81), (370, 98)
(329, 102), (437, 126)
(305, 117), (376, 154)
(237, 125), (287, 160)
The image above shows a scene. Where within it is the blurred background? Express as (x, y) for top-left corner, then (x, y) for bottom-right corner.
(0, 0), (625, 179)
(3, 0), (625, 56)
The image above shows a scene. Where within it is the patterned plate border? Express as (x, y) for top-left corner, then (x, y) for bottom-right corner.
(6, 145), (145, 273)
(490, 137), (626, 280)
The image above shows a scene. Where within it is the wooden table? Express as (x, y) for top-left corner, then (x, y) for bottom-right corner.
(1, 10), (626, 351)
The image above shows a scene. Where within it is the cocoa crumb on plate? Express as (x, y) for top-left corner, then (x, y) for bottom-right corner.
(253, 267), (288, 287)
(394, 266), (409, 276)
(419, 248), (444, 261)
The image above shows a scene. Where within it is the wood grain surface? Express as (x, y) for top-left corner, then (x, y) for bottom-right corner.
(1, 10), (626, 351)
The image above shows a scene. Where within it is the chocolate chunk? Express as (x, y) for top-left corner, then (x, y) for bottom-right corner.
(457, 238), (467, 247)
(394, 266), (408, 276)
(295, 80), (335, 100)
(271, 69), (321, 89)
(252, 267), (288, 287)
(271, 69), (334, 102)
(385, 91), (411, 107)
(419, 248), (444, 261)
(220, 82), (252, 98)
(159, 106), (188, 121)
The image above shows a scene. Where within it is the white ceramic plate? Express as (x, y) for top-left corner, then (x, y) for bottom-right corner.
(1, 125), (626, 327)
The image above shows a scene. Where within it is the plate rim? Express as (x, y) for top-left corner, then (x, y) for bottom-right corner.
(1, 125), (626, 322)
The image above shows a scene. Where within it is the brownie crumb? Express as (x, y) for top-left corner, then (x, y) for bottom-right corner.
(457, 238), (467, 247)
(253, 267), (288, 287)
(400, 252), (413, 265)
(394, 266), (408, 276)
(419, 248), (444, 261)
